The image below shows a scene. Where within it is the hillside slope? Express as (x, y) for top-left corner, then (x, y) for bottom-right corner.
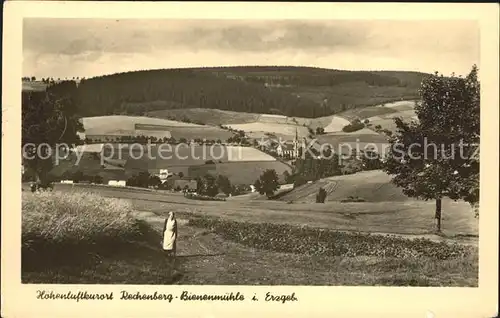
(280, 170), (410, 203)
(44, 66), (428, 119)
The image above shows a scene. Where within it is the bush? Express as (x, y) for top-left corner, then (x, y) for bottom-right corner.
(342, 121), (365, 133)
(231, 184), (251, 196)
(293, 175), (308, 188)
(185, 193), (226, 201)
(340, 196), (366, 203)
(188, 216), (474, 260)
(316, 187), (327, 203)
(127, 171), (151, 188)
(92, 175), (104, 184)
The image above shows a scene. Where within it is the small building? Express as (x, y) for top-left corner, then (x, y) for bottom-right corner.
(74, 143), (105, 154)
(108, 180), (127, 187)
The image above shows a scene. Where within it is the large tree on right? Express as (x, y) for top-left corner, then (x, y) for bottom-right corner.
(384, 65), (480, 232)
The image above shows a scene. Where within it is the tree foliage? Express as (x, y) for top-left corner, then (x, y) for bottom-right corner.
(22, 84), (84, 184)
(197, 174), (219, 197)
(216, 175), (232, 196)
(383, 65), (480, 230)
(293, 147), (342, 181)
(254, 169), (280, 198)
(45, 67), (426, 118)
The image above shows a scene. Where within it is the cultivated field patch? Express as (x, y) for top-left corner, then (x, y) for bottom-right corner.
(226, 122), (310, 138)
(168, 127), (234, 141)
(280, 170), (411, 203)
(215, 161), (292, 185)
(81, 115), (233, 140)
(82, 115), (198, 132)
(226, 146), (276, 162)
(383, 100), (417, 109)
(322, 116), (352, 133)
(147, 108), (260, 125)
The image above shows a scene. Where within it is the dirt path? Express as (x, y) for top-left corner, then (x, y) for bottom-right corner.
(132, 210), (235, 284)
(132, 211), (215, 256)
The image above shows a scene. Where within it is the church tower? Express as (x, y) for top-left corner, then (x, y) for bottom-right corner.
(293, 128), (299, 159)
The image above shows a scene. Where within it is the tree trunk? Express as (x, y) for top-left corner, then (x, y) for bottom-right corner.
(435, 197), (442, 232)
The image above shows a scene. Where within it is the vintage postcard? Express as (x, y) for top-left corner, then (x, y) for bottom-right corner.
(2, 2), (499, 317)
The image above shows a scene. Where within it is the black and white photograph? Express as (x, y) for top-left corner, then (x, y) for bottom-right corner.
(2, 2), (499, 317)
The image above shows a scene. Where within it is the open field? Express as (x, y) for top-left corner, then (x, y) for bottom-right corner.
(314, 133), (390, 155)
(49, 182), (478, 240)
(280, 170), (412, 203)
(120, 145), (277, 166)
(82, 115), (198, 131)
(277, 83), (420, 111)
(45, 145), (285, 185)
(147, 108), (260, 125)
(227, 122), (309, 139)
(84, 101), (421, 144)
(215, 161), (291, 185)
(322, 116), (352, 133)
(334, 100), (419, 133)
(81, 115), (232, 140)
(281, 171), (409, 203)
(148, 108), (352, 134)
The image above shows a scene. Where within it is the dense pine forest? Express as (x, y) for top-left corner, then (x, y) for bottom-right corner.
(42, 66), (429, 118)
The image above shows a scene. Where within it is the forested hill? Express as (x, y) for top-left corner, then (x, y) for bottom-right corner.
(49, 67), (430, 118)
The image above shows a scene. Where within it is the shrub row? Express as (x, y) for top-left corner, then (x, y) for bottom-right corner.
(187, 216), (474, 260)
(184, 193), (226, 201)
(340, 196), (366, 203)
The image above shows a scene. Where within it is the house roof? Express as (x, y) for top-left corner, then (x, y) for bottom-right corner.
(283, 144), (295, 151)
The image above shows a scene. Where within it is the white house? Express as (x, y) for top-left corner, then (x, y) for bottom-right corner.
(108, 180), (126, 187)
(74, 143), (105, 154)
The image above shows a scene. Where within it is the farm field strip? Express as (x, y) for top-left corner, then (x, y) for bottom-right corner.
(225, 122), (310, 137)
(382, 100), (417, 108)
(323, 116), (352, 132)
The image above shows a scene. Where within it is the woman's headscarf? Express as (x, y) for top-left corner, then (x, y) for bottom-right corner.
(163, 211), (176, 233)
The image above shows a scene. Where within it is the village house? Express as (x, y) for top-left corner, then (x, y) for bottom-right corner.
(275, 128), (301, 159)
(276, 142), (297, 158)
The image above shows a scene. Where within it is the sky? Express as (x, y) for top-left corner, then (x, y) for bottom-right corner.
(23, 19), (480, 79)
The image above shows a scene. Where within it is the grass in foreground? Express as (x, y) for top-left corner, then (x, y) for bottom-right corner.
(22, 191), (177, 284)
(22, 190), (477, 286)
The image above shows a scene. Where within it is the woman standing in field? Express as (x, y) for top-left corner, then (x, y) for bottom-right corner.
(162, 211), (178, 258)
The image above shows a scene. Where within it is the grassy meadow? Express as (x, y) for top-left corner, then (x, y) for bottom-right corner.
(22, 186), (478, 286)
(22, 183), (478, 285)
